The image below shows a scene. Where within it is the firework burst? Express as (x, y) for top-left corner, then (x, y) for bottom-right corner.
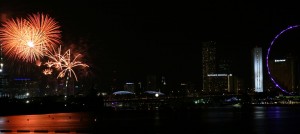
(27, 13), (61, 51)
(0, 12), (61, 62)
(45, 45), (63, 70)
(45, 46), (89, 81)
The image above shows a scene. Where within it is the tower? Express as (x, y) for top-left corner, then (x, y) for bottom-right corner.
(202, 41), (217, 93)
(253, 47), (263, 93)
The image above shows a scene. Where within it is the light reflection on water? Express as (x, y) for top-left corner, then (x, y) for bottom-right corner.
(0, 112), (94, 133)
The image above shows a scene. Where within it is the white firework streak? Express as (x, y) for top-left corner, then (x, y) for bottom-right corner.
(44, 45), (63, 70)
(44, 46), (89, 81)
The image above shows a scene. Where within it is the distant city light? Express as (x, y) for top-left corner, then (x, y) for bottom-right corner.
(126, 82), (134, 85)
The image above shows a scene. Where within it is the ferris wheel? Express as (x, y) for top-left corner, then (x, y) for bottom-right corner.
(266, 25), (300, 95)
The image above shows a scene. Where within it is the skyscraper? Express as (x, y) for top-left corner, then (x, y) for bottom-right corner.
(202, 41), (216, 93)
(0, 44), (8, 95)
(217, 59), (234, 93)
(0, 44), (3, 74)
(253, 47), (263, 92)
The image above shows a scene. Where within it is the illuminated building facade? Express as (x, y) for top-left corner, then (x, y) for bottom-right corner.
(202, 41), (217, 93)
(207, 74), (233, 93)
(217, 59), (235, 93)
(253, 47), (263, 92)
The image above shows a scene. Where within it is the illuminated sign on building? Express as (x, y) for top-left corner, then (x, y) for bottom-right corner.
(274, 59), (286, 62)
(207, 74), (232, 77)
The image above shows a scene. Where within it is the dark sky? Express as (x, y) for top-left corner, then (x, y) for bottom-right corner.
(1, 1), (300, 87)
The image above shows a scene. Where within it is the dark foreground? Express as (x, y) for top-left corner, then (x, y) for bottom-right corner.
(2, 105), (300, 134)
(97, 105), (300, 134)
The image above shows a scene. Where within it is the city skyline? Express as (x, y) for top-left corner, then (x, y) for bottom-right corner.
(3, 2), (300, 134)
(1, 1), (300, 92)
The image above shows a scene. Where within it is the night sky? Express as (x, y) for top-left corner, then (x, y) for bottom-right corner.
(1, 1), (300, 88)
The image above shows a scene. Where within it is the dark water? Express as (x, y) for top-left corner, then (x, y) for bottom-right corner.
(2, 106), (300, 134)
(97, 105), (300, 134)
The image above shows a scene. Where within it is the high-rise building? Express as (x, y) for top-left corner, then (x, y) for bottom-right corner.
(253, 47), (263, 92)
(218, 59), (232, 74)
(0, 44), (9, 96)
(217, 59), (235, 93)
(202, 41), (217, 93)
(206, 73), (233, 93)
(0, 44), (3, 74)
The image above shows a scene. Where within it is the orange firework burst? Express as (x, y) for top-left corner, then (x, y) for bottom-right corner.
(0, 12), (61, 62)
(27, 13), (61, 51)
(43, 68), (53, 75)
